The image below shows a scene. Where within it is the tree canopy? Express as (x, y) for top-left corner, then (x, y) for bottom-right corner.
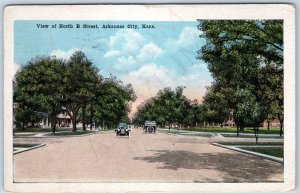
(197, 20), (283, 134)
(14, 51), (136, 132)
(133, 87), (203, 129)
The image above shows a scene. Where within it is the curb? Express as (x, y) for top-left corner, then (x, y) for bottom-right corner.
(13, 143), (46, 155)
(212, 143), (284, 164)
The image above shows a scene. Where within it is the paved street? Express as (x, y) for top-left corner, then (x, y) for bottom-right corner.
(14, 128), (283, 183)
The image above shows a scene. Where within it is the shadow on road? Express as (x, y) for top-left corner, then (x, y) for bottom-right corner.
(133, 150), (283, 181)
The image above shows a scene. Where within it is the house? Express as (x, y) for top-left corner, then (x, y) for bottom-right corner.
(56, 108), (71, 127)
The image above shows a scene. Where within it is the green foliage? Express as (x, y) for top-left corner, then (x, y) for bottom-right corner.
(14, 56), (66, 131)
(14, 51), (136, 132)
(93, 76), (136, 128)
(63, 51), (101, 131)
(235, 88), (261, 127)
(202, 84), (229, 124)
(133, 86), (202, 128)
(197, 20), (283, 129)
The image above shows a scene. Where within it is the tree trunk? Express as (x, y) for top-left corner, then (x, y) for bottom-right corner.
(254, 126), (259, 144)
(90, 109), (93, 130)
(66, 107), (80, 132)
(82, 105), (86, 131)
(236, 125), (239, 136)
(279, 119), (283, 137)
(267, 121), (270, 130)
(240, 125), (244, 132)
(51, 115), (56, 133)
(72, 116), (77, 132)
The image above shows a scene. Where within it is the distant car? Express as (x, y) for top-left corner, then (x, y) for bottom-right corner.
(115, 123), (130, 137)
(144, 121), (157, 134)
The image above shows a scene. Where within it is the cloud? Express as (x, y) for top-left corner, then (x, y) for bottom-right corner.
(126, 63), (172, 86)
(177, 26), (202, 46)
(108, 29), (144, 53)
(114, 55), (136, 70)
(50, 48), (80, 60)
(137, 43), (162, 61)
(124, 62), (211, 116)
(103, 50), (120, 57)
(165, 26), (202, 50)
(124, 63), (210, 93)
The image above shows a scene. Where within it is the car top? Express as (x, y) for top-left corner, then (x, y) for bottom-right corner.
(118, 123), (128, 127)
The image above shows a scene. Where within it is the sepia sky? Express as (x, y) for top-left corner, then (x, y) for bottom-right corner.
(14, 20), (213, 116)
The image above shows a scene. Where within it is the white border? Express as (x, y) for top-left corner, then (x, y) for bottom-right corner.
(3, 4), (295, 192)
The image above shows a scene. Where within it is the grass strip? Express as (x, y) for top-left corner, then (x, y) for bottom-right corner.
(14, 133), (36, 136)
(13, 143), (41, 148)
(14, 127), (72, 133)
(240, 147), (283, 158)
(47, 130), (94, 136)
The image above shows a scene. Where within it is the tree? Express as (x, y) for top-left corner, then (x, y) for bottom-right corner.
(133, 86), (199, 129)
(202, 84), (229, 127)
(14, 51), (136, 133)
(235, 88), (262, 134)
(197, 20), (283, 66)
(64, 51), (100, 131)
(14, 56), (66, 133)
(197, 20), (283, 133)
(257, 65), (283, 135)
(93, 76), (136, 129)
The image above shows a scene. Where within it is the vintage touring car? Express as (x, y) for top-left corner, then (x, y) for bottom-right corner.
(115, 123), (130, 137)
(144, 121), (157, 134)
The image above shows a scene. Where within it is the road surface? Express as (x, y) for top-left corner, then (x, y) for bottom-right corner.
(14, 128), (283, 182)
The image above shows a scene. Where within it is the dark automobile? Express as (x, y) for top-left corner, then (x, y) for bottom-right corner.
(144, 121), (157, 134)
(115, 123), (130, 137)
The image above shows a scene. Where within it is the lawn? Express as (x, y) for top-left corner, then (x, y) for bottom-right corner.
(13, 143), (41, 148)
(240, 147), (283, 158)
(46, 130), (94, 136)
(13, 133), (36, 137)
(14, 127), (72, 133)
(218, 141), (284, 146)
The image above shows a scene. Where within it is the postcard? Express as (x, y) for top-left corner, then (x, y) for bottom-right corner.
(3, 4), (295, 193)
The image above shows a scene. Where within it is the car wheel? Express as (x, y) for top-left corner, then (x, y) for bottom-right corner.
(149, 126), (155, 133)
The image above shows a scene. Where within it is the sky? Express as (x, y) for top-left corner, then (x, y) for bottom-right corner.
(14, 20), (213, 116)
